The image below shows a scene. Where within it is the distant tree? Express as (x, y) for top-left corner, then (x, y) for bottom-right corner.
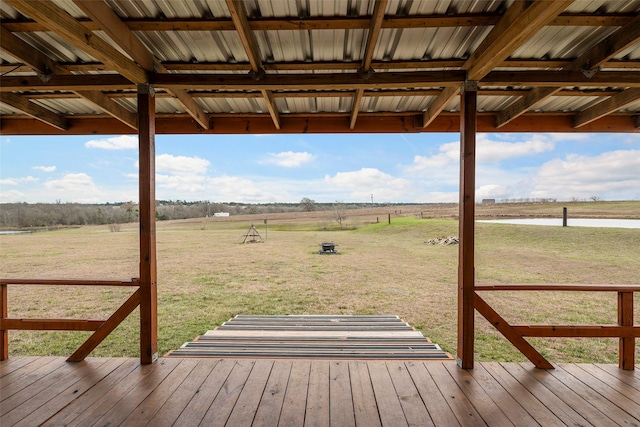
(333, 202), (347, 229)
(590, 196), (602, 201)
(300, 197), (316, 211)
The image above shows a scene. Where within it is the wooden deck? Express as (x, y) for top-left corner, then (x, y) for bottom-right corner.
(2, 356), (639, 426)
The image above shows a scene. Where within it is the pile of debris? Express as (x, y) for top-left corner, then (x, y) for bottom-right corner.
(425, 236), (459, 245)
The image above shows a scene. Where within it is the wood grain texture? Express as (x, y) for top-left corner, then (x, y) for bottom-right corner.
(0, 357), (638, 426)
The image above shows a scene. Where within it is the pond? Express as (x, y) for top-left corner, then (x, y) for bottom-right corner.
(476, 218), (640, 229)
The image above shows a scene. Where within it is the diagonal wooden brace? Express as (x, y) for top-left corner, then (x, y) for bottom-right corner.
(474, 292), (553, 369)
(67, 289), (141, 362)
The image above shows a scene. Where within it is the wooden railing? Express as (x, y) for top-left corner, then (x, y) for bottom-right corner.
(0, 278), (140, 362)
(475, 284), (640, 370)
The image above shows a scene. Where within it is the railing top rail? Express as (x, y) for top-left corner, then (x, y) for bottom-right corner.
(476, 283), (640, 292)
(0, 278), (140, 286)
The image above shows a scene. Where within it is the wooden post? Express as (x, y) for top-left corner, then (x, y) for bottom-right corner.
(618, 291), (635, 370)
(457, 81), (477, 369)
(1, 283), (7, 360)
(138, 84), (158, 364)
(563, 207), (568, 227)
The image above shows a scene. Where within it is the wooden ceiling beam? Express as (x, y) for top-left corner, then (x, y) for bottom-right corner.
(72, 0), (209, 129)
(4, 0), (146, 84)
(5, 70), (639, 92)
(2, 113), (637, 135)
(73, 90), (137, 129)
(0, 92), (68, 130)
(58, 58), (640, 72)
(1, 13), (634, 33)
(482, 70), (640, 87)
(260, 89), (280, 130)
(574, 13), (640, 71)
(0, 27), (66, 77)
(494, 87), (562, 128)
(0, 75), (134, 92)
(496, 12), (640, 128)
(424, 0), (572, 128)
(573, 88), (640, 128)
(422, 87), (459, 129)
(149, 71), (466, 90)
(0, 23), (138, 129)
(4, 57), (637, 76)
(350, 89), (365, 130)
(225, 0), (279, 129)
(18, 87), (626, 102)
(464, 0), (574, 81)
(351, 0), (387, 129)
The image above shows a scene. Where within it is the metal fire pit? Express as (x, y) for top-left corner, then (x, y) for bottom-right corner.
(319, 242), (337, 254)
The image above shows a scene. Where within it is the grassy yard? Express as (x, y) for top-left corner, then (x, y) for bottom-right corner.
(1, 202), (639, 364)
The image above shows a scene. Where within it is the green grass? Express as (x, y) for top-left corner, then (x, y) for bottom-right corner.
(1, 205), (639, 364)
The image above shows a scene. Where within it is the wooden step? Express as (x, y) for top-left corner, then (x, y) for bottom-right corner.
(166, 315), (452, 360)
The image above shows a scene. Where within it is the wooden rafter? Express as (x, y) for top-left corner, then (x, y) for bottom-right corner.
(351, 0), (387, 129)
(1, 12), (635, 33)
(573, 88), (640, 128)
(0, 92), (68, 130)
(4, 0), (146, 84)
(350, 89), (365, 130)
(495, 87), (563, 128)
(4, 57), (636, 75)
(574, 14), (640, 71)
(482, 71), (640, 87)
(0, 27), (65, 76)
(496, 12), (640, 128)
(12, 87), (626, 101)
(464, 0), (574, 81)
(73, 90), (137, 129)
(71, 0), (209, 130)
(3, 70), (639, 93)
(225, 0), (279, 129)
(424, 0), (572, 128)
(0, 25), (137, 129)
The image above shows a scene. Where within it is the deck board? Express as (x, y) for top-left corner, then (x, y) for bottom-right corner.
(1, 357), (640, 426)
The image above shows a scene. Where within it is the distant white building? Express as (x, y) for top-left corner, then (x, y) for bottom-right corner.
(213, 212), (230, 217)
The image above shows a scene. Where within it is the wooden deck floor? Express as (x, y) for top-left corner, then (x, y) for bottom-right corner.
(2, 357), (639, 426)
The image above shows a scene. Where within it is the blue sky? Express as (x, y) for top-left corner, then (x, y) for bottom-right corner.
(1, 132), (639, 204)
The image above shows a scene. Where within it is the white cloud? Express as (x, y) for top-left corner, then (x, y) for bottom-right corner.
(414, 192), (459, 203)
(324, 168), (412, 201)
(0, 190), (26, 203)
(43, 173), (104, 203)
(157, 173), (206, 192)
(260, 151), (315, 167)
(155, 154), (210, 174)
(206, 176), (291, 202)
(32, 165), (56, 172)
(85, 135), (138, 150)
(532, 150), (640, 200)
(0, 176), (38, 185)
(407, 134), (555, 173)
(133, 154), (212, 194)
(476, 134), (555, 163)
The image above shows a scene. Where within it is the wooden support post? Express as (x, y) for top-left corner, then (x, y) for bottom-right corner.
(138, 84), (158, 364)
(457, 81), (477, 369)
(1, 283), (7, 360)
(618, 291), (635, 370)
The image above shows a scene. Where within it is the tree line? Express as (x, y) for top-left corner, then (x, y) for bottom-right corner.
(0, 199), (393, 229)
